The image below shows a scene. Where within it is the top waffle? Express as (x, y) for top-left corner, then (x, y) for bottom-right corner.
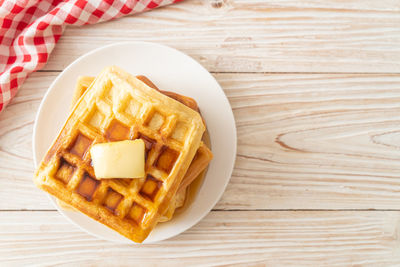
(34, 66), (205, 243)
(57, 75), (213, 223)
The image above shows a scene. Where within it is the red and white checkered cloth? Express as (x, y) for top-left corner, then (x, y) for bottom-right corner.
(0, 0), (183, 112)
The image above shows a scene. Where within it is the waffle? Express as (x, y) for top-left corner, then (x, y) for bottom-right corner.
(58, 75), (213, 223)
(34, 66), (207, 243)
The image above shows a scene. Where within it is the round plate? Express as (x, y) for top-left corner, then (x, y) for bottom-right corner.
(33, 42), (236, 244)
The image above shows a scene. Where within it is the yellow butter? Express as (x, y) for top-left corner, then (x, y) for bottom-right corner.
(90, 139), (145, 179)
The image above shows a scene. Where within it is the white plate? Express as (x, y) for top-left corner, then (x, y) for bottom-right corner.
(33, 42), (236, 244)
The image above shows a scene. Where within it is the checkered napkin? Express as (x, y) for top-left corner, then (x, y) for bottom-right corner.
(0, 0), (183, 112)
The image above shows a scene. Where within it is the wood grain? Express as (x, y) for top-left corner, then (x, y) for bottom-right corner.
(2, 0), (400, 264)
(1, 210), (400, 266)
(2, 72), (400, 210)
(42, 0), (400, 73)
(217, 73), (400, 210)
(0, 73), (51, 210)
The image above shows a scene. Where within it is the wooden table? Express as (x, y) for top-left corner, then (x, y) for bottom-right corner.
(1, 0), (400, 265)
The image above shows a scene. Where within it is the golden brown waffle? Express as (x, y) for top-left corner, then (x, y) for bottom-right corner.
(59, 75), (213, 222)
(34, 66), (207, 243)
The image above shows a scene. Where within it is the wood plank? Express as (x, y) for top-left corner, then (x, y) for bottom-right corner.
(1, 210), (400, 265)
(43, 0), (400, 73)
(0, 73), (53, 210)
(3, 72), (400, 210)
(217, 73), (400, 209)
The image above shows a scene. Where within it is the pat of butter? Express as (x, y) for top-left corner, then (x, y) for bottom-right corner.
(90, 140), (145, 179)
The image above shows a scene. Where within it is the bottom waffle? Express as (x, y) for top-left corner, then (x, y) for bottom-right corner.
(57, 75), (213, 223)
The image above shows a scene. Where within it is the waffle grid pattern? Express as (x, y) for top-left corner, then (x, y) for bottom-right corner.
(35, 67), (205, 242)
(56, 75), (213, 223)
(53, 78), (193, 226)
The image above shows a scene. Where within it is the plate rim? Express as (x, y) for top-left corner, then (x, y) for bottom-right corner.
(32, 41), (237, 243)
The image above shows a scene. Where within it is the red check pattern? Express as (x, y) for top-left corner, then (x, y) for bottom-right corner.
(0, 0), (183, 112)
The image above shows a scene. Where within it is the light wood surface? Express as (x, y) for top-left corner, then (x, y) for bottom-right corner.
(1, 0), (400, 265)
(44, 0), (400, 73)
(2, 211), (400, 266)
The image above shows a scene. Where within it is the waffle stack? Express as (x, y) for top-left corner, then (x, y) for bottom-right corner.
(34, 66), (212, 243)
(58, 75), (212, 222)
